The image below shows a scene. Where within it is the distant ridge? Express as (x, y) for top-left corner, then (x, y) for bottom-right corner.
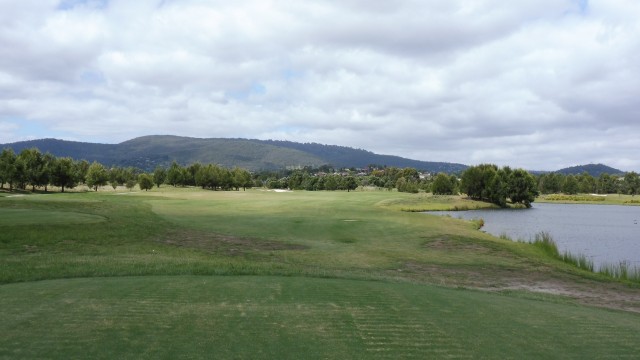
(554, 163), (624, 177)
(0, 135), (467, 173)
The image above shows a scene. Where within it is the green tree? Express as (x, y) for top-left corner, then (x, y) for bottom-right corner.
(0, 148), (17, 190)
(18, 148), (48, 191)
(431, 173), (457, 195)
(507, 169), (538, 208)
(460, 164), (533, 208)
(153, 166), (167, 188)
(109, 167), (125, 190)
(233, 168), (253, 191)
(537, 173), (563, 194)
(461, 164), (501, 201)
(50, 157), (78, 193)
(597, 173), (617, 194)
(167, 162), (183, 187)
(195, 164), (216, 189)
(41, 152), (56, 192)
(85, 162), (109, 191)
(75, 160), (90, 185)
(577, 172), (596, 194)
(342, 176), (358, 192)
(138, 173), (154, 191)
(287, 170), (305, 190)
(562, 175), (579, 195)
(624, 172), (640, 196)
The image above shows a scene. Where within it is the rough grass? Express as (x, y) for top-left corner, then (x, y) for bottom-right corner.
(377, 193), (497, 212)
(539, 193), (640, 205)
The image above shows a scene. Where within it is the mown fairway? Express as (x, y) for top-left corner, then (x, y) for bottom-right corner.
(2, 188), (640, 358)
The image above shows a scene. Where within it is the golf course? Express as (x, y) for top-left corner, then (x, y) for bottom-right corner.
(2, 187), (640, 358)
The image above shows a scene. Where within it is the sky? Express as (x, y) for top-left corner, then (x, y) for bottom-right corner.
(1, 0), (639, 171)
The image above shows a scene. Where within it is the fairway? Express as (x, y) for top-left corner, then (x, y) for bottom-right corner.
(0, 208), (105, 226)
(2, 188), (640, 358)
(2, 276), (640, 359)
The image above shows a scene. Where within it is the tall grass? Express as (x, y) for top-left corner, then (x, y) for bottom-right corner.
(599, 261), (640, 281)
(530, 232), (640, 282)
(531, 232), (594, 272)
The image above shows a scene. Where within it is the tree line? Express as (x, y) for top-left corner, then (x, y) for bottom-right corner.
(3, 146), (637, 201)
(536, 171), (640, 196)
(0, 148), (253, 193)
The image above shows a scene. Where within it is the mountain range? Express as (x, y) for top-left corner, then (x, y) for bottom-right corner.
(0, 135), (467, 173)
(0, 135), (625, 176)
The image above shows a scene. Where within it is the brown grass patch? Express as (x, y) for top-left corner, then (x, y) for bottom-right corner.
(157, 229), (308, 256)
(397, 262), (640, 313)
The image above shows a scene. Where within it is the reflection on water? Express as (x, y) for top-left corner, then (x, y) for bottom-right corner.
(425, 202), (640, 268)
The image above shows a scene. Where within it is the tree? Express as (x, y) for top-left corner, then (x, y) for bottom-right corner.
(287, 170), (305, 190)
(50, 157), (78, 193)
(138, 173), (154, 191)
(578, 172), (596, 194)
(537, 173), (562, 194)
(342, 176), (358, 192)
(597, 173), (617, 194)
(167, 162), (183, 187)
(507, 169), (538, 208)
(85, 162), (109, 191)
(109, 167), (125, 190)
(153, 166), (167, 188)
(460, 164), (502, 202)
(431, 173), (457, 195)
(41, 152), (56, 192)
(233, 168), (253, 191)
(562, 175), (579, 195)
(624, 172), (640, 196)
(0, 148), (17, 191)
(195, 164), (216, 189)
(125, 178), (137, 191)
(19, 148), (47, 191)
(460, 164), (538, 208)
(75, 160), (90, 185)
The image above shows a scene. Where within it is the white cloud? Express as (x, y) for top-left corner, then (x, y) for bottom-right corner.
(0, 0), (639, 171)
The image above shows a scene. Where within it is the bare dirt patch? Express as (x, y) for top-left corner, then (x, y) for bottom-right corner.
(157, 229), (308, 256)
(398, 262), (640, 313)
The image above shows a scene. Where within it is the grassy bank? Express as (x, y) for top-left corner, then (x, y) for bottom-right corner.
(2, 188), (640, 357)
(538, 193), (640, 205)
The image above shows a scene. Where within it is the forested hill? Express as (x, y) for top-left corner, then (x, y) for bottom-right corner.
(259, 140), (467, 174)
(0, 135), (467, 173)
(555, 164), (623, 177)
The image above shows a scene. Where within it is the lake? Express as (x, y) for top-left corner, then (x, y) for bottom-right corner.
(425, 203), (640, 268)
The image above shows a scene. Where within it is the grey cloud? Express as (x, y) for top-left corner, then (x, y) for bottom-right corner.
(1, 0), (639, 171)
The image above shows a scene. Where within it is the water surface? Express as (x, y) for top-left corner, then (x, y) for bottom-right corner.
(426, 203), (640, 268)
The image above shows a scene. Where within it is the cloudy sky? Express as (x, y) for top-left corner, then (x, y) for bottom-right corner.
(1, 0), (639, 171)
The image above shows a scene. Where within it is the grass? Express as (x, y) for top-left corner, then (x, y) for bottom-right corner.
(1, 188), (640, 357)
(2, 276), (640, 359)
(528, 232), (640, 282)
(539, 193), (640, 205)
(377, 193), (498, 212)
(524, 232), (595, 272)
(599, 261), (640, 281)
